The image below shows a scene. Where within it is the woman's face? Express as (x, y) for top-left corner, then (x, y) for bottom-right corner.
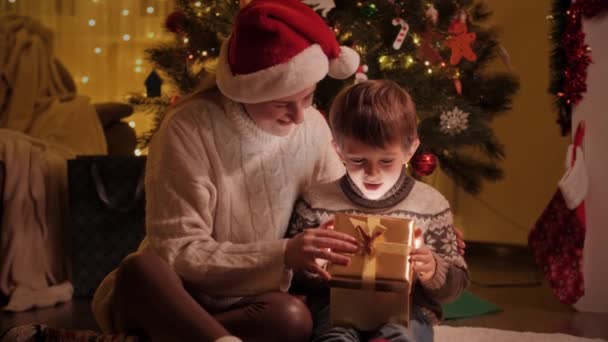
(243, 85), (316, 136)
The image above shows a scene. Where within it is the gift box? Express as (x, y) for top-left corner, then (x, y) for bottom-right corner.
(329, 213), (415, 330)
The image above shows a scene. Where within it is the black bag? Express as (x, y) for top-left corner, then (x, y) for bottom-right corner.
(68, 156), (146, 297)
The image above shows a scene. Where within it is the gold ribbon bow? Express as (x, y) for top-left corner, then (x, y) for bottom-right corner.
(350, 217), (388, 289)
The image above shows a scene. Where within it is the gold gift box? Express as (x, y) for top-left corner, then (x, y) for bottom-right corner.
(329, 213), (415, 330)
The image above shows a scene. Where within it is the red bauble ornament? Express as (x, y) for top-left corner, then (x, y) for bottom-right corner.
(411, 151), (438, 176)
(165, 11), (186, 33)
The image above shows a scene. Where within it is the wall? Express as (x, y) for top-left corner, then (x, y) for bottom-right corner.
(433, 0), (570, 245)
(572, 16), (608, 313)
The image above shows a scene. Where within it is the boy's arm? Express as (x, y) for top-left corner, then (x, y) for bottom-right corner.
(286, 197), (327, 294)
(286, 197), (321, 238)
(419, 223), (470, 303)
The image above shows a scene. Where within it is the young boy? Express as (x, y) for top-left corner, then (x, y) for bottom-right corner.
(287, 80), (469, 342)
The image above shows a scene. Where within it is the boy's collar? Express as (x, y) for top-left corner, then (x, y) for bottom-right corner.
(340, 166), (415, 210)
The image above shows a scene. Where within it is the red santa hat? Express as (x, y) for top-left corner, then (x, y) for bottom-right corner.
(216, 0), (360, 104)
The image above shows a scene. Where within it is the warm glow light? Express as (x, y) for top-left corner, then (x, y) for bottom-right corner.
(215, 12), (220, 16)
(134, 149), (142, 156)
(8, 0), (16, 3)
(424, 61), (430, 66)
(201, 50), (208, 56)
(122, 9), (129, 16)
(123, 34), (131, 41)
(427, 68), (433, 74)
(81, 76), (90, 84)
(88, 19), (96, 27)
(94, 47), (102, 54)
(129, 121), (136, 128)
(194, 1), (202, 6)
(135, 58), (143, 65)
(147, 32), (156, 39)
(134, 66), (143, 73)
(146, 6), (154, 14)
(183, 37), (189, 44)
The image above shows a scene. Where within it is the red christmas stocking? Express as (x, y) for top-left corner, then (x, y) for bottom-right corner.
(529, 121), (587, 304)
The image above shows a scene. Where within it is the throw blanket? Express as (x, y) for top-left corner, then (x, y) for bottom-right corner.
(0, 130), (75, 311)
(0, 15), (107, 311)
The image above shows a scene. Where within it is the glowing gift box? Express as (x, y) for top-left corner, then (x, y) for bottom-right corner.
(329, 213), (415, 330)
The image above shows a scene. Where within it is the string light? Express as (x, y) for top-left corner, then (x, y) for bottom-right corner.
(427, 68), (433, 74)
(194, 1), (202, 6)
(135, 59), (143, 65)
(8, 0), (16, 3)
(81, 76), (90, 84)
(88, 19), (96, 27)
(123, 34), (131, 41)
(201, 50), (208, 56)
(134, 66), (143, 73)
(128, 121), (136, 128)
(183, 37), (189, 44)
(147, 32), (156, 39)
(134, 149), (142, 156)
(94, 47), (102, 54)
(404, 55), (414, 68)
(146, 6), (155, 14)
(122, 9), (129, 16)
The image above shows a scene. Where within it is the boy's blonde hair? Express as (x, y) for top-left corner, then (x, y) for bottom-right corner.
(329, 79), (418, 149)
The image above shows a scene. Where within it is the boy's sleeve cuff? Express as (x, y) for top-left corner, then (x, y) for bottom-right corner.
(420, 252), (449, 290)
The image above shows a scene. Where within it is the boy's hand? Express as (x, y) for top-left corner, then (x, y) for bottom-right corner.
(285, 220), (359, 281)
(410, 228), (436, 282)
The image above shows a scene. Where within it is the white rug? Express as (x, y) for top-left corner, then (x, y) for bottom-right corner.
(435, 326), (607, 342)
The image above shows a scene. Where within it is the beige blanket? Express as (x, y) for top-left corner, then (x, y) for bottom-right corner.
(0, 15), (107, 311)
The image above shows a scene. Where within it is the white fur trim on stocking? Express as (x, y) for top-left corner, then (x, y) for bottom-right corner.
(558, 146), (588, 210)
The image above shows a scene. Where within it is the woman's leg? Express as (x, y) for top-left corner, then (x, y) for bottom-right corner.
(214, 292), (313, 342)
(112, 251), (231, 342)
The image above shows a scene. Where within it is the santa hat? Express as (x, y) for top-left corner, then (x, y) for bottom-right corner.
(216, 0), (360, 104)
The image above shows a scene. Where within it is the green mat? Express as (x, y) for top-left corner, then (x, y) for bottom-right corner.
(442, 291), (502, 320)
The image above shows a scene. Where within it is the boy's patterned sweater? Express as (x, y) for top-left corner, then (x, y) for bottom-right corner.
(287, 169), (469, 324)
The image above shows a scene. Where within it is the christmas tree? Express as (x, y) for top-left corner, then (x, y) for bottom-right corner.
(133, 0), (518, 194)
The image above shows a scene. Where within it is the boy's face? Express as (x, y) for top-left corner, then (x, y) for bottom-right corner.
(335, 136), (419, 200)
(243, 85), (316, 137)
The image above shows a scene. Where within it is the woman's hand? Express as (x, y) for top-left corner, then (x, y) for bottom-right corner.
(285, 220), (359, 281)
(410, 228), (437, 282)
(455, 227), (466, 256)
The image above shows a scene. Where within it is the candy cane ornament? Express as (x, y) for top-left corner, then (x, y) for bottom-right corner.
(392, 18), (409, 50)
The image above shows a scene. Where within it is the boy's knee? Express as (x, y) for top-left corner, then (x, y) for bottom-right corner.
(258, 293), (312, 341)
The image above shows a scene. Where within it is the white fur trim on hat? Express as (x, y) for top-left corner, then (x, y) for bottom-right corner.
(328, 46), (360, 79)
(216, 39), (329, 104)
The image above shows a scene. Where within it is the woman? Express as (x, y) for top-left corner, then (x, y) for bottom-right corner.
(92, 1), (361, 341)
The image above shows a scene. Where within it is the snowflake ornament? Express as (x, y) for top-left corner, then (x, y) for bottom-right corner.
(440, 106), (469, 135)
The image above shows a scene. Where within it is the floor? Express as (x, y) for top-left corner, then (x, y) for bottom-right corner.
(1, 242), (607, 340)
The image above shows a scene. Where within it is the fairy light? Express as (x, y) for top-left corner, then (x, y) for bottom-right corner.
(147, 32), (156, 39)
(427, 68), (433, 74)
(134, 66), (143, 73)
(215, 12), (221, 16)
(8, 0), (16, 3)
(88, 19), (96, 27)
(81, 76), (90, 84)
(194, 1), (202, 6)
(183, 37), (189, 44)
(122, 9), (129, 16)
(412, 34), (420, 45)
(128, 121), (136, 128)
(123, 34), (131, 41)
(405, 55), (414, 68)
(424, 61), (430, 66)
(134, 149), (142, 156)
(146, 6), (155, 14)
(94, 47), (102, 54)
(201, 50), (208, 56)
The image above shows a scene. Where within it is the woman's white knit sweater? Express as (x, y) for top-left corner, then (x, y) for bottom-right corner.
(92, 94), (344, 332)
